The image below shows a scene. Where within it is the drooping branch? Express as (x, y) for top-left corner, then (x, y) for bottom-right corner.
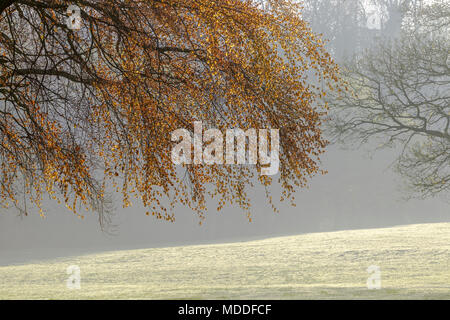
(0, 0), (342, 226)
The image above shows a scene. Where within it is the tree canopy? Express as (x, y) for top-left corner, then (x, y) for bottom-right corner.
(0, 0), (341, 225)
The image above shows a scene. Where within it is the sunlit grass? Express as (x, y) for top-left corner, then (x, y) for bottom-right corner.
(0, 223), (449, 299)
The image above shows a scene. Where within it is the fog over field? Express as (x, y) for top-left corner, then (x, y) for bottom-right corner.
(1, 146), (448, 266)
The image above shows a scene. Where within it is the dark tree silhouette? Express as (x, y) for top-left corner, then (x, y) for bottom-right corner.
(329, 2), (449, 198)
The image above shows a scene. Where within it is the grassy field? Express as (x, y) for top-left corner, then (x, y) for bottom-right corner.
(0, 223), (449, 299)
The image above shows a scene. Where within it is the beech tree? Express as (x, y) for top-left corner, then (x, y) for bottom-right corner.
(0, 0), (341, 226)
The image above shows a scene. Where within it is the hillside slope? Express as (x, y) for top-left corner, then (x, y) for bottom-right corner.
(0, 223), (449, 299)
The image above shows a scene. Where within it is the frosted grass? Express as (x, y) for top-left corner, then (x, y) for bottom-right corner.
(0, 223), (449, 299)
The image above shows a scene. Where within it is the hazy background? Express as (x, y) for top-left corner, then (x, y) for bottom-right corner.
(1, 144), (448, 265)
(1, 0), (448, 265)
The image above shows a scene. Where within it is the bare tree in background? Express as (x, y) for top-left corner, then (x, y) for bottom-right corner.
(299, 0), (426, 60)
(329, 1), (450, 199)
(300, 0), (368, 59)
(369, 0), (415, 35)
